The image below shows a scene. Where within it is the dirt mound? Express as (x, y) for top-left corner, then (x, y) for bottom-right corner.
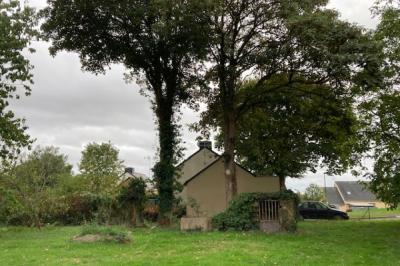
(72, 234), (131, 243)
(72, 234), (105, 242)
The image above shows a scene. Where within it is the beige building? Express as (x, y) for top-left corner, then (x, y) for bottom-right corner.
(177, 141), (280, 217)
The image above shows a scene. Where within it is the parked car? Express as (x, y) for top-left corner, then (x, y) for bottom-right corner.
(298, 201), (349, 220)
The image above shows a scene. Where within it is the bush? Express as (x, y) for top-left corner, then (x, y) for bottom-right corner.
(57, 192), (115, 225)
(212, 190), (299, 231)
(117, 178), (147, 226)
(0, 188), (22, 225)
(143, 200), (159, 222)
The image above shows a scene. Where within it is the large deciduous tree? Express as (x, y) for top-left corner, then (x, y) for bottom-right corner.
(363, 0), (400, 208)
(0, 1), (37, 160)
(79, 142), (123, 195)
(41, 0), (210, 224)
(232, 80), (363, 190)
(200, 0), (382, 202)
(303, 184), (325, 202)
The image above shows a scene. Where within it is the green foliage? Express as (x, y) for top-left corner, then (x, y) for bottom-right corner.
(0, 145), (148, 226)
(358, 1), (400, 208)
(363, 93), (400, 208)
(0, 187), (22, 224)
(0, 1), (37, 160)
(79, 142), (123, 195)
(118, 177), (147, 225)
(0, 146), (73, 227)
(118, 178), (147, 210)
(233, 79), (364, 182)
(374, 0), (400, 83)
(212, 191), (299, 231)
(41, 0), (212, 223)
(61, 192), (115, 225)
(303, 184), (325, 202)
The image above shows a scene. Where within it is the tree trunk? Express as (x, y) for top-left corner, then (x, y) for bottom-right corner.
(279, 176), (286, 191)
(154, 102), (175, 226)
(223, 112), (237, 205)
(131, 206), (137, 227)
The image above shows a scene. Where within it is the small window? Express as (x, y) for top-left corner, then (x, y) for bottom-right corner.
(309, 203), (318, 209)
(259, 200), (279, 221)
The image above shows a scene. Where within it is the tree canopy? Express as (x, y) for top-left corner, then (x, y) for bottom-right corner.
(303, 184), (325, 202)
(199, 0), (382, 198)
(79, 142), (123, 195)
(232, 79), (363, 189)
(0, 146), (72, 227)
(361, 0), (400, 208)
(0, 1), (37, 160)
(41, 0), (211, 223)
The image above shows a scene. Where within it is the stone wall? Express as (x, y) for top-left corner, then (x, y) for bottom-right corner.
(278, 199), (298, 232)
(259, 199), (298, 233)
(180, 217), (212, 232)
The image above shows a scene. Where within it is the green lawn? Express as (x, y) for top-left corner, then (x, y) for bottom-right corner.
(349, 207), (400, 219)
(1, 220), (399, 266)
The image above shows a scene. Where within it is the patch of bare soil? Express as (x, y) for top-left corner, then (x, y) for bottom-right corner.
(72, 234), (131, 243)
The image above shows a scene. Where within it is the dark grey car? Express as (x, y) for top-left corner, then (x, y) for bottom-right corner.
(299, 201), (349, 220)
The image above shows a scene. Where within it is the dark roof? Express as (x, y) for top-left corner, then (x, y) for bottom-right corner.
(335, 181), (376, 202)
(325, 187), (344, 206)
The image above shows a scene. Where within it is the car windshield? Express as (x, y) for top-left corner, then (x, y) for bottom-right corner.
(316, 202), (329, 210)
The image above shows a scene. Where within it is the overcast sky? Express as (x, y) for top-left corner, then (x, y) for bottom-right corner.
(10, 0), (378, 191)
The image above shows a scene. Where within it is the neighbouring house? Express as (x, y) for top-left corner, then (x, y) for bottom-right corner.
(324, 181), (386, 212)
(177, 141), (280, 217)
(119, 167), (155, 191)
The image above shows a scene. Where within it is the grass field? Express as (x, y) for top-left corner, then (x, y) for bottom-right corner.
(1, 220), (400, 266)
(348, 207), (400, 219)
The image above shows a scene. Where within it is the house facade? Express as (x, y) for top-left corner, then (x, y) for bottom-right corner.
(177, 141), (280, 217)
(325, 181), (386, 212)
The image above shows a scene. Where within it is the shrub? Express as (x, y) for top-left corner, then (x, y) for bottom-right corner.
(212, 190), (299, 231)
(117, 178), (147, 226)
(143, 201), (159, 222)
(0, 188), (22, 225)
(50, 192), (115, 225)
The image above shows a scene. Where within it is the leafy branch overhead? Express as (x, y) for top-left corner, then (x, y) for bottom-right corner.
(0, 1), (38, 159)
(233, 79), (365, 183)
(356, 0), (400, 209)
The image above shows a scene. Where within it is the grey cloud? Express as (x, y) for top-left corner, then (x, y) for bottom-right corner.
(328, 0), (378, 29)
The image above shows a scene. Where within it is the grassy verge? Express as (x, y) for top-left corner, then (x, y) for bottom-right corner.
(348, 207), (400, 219)
(0, 220), (399, 265)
